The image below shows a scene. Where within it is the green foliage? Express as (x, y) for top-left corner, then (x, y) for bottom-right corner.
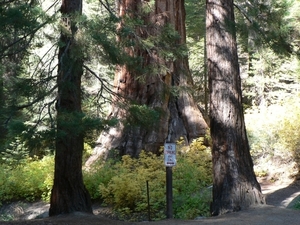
(1, 139), (29, 166)
(0, 156), (54, 205)
(84, 138), (212, 221)
(0, 0), (56, 158)
(156, 24), (187, 60)
(173, 138), (212, 219)
(0, 1), (46, 56)
(125, 104), (161, 129)
(185, 0), (206, 41)
(84, 159), (120, 200)
(86, 151), (166, 221)
(241, 48), (299, 109)
(0, 213), (14, 222)
(140, 0), (155, 14)
(276, 98), (300, 163)
(83, 142), (93, 163)
(293, 199), (300, 210)
(85, 12), (129, 67)
(235, 0), (296, 55)
(245, 96), (300, 178)
(1, 111), (118, 160)
(0, 0), (121, 159)
(1, 119), (56, 160)
(235, 0), (300, 109)
(185, 0), (207, 108)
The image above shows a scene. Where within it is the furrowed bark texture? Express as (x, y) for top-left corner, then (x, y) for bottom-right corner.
(206, 0), (265, 216)
(86, 0), (207, 163)
(49, 0), (92, 216)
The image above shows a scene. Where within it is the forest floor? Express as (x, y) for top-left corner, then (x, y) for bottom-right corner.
(1, 178), (300, 225)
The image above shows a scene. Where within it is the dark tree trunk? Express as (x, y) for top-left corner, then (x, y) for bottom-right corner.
(86, 0), (207, 163)
(206, 0), (265, 216)
(0, 74), (6, 144)
(49, 0), (92, 216)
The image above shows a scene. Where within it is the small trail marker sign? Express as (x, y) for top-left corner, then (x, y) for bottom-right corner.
(164, 143), (176, 167)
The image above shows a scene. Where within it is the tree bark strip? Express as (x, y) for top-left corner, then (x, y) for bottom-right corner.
(206, 0), (265, 216)
(49, 0), (92, 216)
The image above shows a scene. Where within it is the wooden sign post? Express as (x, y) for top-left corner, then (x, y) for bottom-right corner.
(164, 143), (176, 219)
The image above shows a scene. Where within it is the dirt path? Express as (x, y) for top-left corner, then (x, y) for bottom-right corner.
(261, 179), (300, 208)
(1, 179), (300, 225)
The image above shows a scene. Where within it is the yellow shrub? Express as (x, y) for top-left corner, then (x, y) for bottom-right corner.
(0, 156), (54, 204)
(92, 138), (212, 221)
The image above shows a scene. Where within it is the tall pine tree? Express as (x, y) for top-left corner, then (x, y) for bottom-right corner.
(49, 0), (92, 216)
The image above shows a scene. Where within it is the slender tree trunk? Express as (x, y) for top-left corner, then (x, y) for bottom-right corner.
(86, 0), (207, 163)
(49, 0), (92, 216)
(206, 0), (265, 216)
(0, 76), (6, 144)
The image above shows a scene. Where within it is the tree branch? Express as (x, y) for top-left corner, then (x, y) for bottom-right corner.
(233, 3), (253, 24)
(82, 64), (118, 97)
(0, 12), (58, 59)
(99, 0), (118, 19)
(16, 84), (58, 110)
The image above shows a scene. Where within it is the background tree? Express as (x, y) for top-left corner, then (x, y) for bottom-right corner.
(185, 0), (208, 117)
(0, 0), (57, 160)
(49, 0), (93, 216)
(185, 0), (300, 111)
(87, 0), (208, 163)
(206, 0), (265, 215)
(234, 0), (300, 109)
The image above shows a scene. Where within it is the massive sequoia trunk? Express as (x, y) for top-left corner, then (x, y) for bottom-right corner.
(86, 0), (207, 163)
(206, 0), (265, 216)
(49, 0), (92, 216)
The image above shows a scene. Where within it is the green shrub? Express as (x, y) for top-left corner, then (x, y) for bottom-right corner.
(173, 138), (212, 219)
(245, 96), (300, 179)
(0, 155), (54, 205)
(277, 100), (300, 163)
(293, 200), (300, 210)
(248, 97), (300, 157)
(85, 138), (212, 221)
(98, 151), (166, 221)
(84, 159), (120, 200)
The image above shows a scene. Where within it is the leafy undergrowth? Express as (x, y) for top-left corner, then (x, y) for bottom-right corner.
(245, 97), (300, 183)
(0, 156), (54, 205)
(0, 138), (212, 222)
(84, 138), (212, 221)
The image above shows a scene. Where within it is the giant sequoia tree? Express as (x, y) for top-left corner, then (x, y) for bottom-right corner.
(206, 0), (265, 215)
(87, 0), (207, 163)
(49, 0), (92, 216)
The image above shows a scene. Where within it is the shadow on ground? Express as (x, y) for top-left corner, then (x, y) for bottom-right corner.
(263, 179), (300, 208)
(1, 180), (300, 225)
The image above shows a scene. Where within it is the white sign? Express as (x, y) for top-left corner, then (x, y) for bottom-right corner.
(164, 143), (176, 167)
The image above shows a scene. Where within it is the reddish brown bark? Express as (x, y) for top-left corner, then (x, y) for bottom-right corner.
(86, 0), (207, 163)
(206, 0), (265, 216)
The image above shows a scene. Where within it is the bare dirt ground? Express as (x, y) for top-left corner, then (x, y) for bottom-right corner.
(1, 179), (300, 225)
